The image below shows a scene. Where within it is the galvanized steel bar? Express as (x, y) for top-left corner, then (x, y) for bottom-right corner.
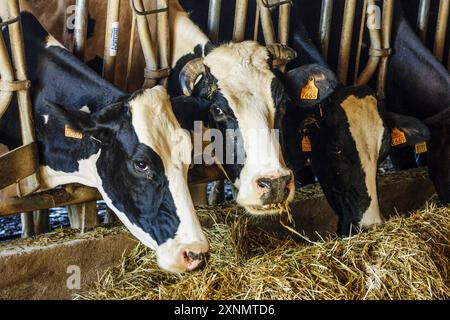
(233, 0), (249, 42)
(73, 0), (89, 60)
(278, 2), (291, 45)
(377, 0), (394, 99)
(354, 0), (367, 84)
(103, 0), (121, 83)
(319, 0), (334, 60)
(157, 0), (170, 88)
(434, 0), (449, 62)
(132, 0), (159, 89)
(337, 0), (357, 84)
(0, 30), (14, 119)
(208, 0), (222, 43)
(257, 0), (276, 44)
(356, 0), (382, 86)
(7, 0), (40, 195)
(417, 0), (431, 43)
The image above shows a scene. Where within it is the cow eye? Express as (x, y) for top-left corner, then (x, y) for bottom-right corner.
(210, 105), (227, 122)
(134, 160), (149, 172)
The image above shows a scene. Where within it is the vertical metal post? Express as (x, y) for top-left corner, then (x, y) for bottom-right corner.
(337, 0), (357, 84)
(7, 0), (40, 195)
(434, 0), (449, 62)
(233, 0), (249, 42)
(157, 0), (170, 88)
(354, 0), (368, 84)
(377, 0), (394, 99)
(208, 0), (222, 43)
(132, 0), (159, 89)
(356, 0), (382, 85)
(257, 0), (276, 44)
(103, 0), (121, 83)
(73, 0), (89, 60)
(278, 2), (291, 45)
(0, 31), (15, 119)
(417, 0), (431, 43)
(253, 4), (260, 41)
(319, 0), (334, 60)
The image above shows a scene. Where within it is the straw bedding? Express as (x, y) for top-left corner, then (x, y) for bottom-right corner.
(77, 202), (449, 300)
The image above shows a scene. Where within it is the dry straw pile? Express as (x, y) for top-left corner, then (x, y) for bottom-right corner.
(78, 202), (449, 300)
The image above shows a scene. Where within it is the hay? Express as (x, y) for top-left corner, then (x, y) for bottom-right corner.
(77, 202), (450, 300)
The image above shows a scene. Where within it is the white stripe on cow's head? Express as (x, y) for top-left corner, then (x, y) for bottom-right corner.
(180, 41), (296, 215)
(41, 86), (208, 273)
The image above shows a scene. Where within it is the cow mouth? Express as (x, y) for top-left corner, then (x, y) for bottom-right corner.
(245, 203), (288, 215)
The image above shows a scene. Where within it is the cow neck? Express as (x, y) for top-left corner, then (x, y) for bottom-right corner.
(34, 45), (128, 112)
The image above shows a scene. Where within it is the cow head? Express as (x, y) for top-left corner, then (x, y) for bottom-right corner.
(179, 41), (296, 215)
(46, 86), (208, 272)
(283, 67), (430, 236)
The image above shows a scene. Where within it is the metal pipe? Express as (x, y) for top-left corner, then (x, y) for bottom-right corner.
(125, 15), (137, 92)
(253, 4), (260, 41)
(233, 0), (249, 42)
(434, 0), (449, 62)
(103, 0), (121, 83)
(157, 0), (170, 88)
(132, 0), (159, 89)
(417, 0), (431, 43)
(73, 0), (89, 60)
(278, 2), (291, 45)
(7, 0), (40, 195)
(319, 0), (334, 60)
(337, 0), (357, 84)
(354, 0), (367, 84)
(377, 0), (394, 99)
(257, 0), (276, 44)
(356, 0), (382, 86)
(208, 0), (222, 43)
(0, 30), (14, 119)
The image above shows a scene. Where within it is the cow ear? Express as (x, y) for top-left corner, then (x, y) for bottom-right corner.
(45, 100), (121, 144)
(385, 112), (430, 147)
(282, 63), (339, 109)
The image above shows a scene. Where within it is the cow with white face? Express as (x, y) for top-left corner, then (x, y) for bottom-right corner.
(0, 12), (208, 272)
(175, 42), (297, 215)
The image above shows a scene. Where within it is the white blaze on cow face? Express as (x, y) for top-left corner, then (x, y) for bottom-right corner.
(340, 94), (384, 228)
(129, 86), (209, 272)
(204, 42), (295, 214)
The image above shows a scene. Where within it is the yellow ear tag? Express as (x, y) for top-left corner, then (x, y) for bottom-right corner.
(65, 124), (83, 140)
(415, 141), (428, 154)
(300, 77), (319, 100)
(301, 136), (312, 152)
(391, 128), (407, 146)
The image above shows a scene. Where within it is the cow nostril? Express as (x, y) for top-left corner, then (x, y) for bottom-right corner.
(187, 251), (205, 261)
(257, 179), (272, 190)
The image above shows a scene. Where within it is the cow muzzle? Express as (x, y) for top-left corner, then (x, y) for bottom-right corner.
(156, 240), (209, 273)
(244, 172), (295, 215)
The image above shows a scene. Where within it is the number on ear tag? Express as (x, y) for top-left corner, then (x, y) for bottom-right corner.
(391, 128), (407, 146)
(65, 125), (83, 140)
(301, 136), (312, 152)
(300, 77), (319, 100)
(415, 141), (427, 154)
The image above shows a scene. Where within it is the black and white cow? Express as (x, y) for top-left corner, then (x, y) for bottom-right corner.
(386, 1), (450, 205)
(0, 12), (208, 273)
(18, 0), (298, 215)
(163, 0), (433, 235)
(280, 4), (431, 235)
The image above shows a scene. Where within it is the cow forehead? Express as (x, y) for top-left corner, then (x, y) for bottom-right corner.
(204, 42), (277, 123)
(340, 94), (384, 160)
(129, 86), (192, 165)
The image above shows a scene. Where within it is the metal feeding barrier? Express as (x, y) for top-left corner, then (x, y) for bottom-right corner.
(416, 0), (449, 69)
(0, 0), (101, 230)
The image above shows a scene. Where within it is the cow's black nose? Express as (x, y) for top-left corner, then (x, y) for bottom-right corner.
(256, 174), (292, 204)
